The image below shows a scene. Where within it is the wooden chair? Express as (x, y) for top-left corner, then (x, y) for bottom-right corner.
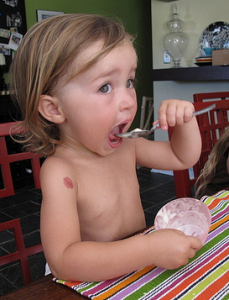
(0, 122), (41, 198)
(193, 91), (229, 103)
(168, 100), (229, 198)
(0, 218), (43, 284)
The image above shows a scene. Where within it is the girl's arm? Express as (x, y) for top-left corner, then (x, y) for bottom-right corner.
(50, 229), (201, 282)
(135, 99), (201, 170)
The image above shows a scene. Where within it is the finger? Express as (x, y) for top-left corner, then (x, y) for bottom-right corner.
(158, 103), (169, 130)
(174, 104), (185, 126)
(183, 105), (194, 123)
(189, 236), (203, 250)
(153, 120), (160, 127)
(188, 248), (197, 259)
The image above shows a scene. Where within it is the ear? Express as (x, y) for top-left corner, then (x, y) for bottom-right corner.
(38, 95), (65, 124)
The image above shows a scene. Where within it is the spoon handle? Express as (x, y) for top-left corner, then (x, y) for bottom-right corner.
(192, 104), (216, 116)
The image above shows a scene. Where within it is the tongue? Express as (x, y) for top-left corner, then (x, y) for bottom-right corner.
(109, 126), (120, 142)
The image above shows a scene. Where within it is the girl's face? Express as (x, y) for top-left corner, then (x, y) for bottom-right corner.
(57, 39), (138, 156)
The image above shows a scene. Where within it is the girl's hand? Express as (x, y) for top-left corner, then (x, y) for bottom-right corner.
(157, 99), (195, 130)
(147, 229), (202, 269)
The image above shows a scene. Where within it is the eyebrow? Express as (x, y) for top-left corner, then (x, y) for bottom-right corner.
(93, 65), (137, 82)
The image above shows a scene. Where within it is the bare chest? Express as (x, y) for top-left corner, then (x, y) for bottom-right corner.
(74, 160), (145, 241)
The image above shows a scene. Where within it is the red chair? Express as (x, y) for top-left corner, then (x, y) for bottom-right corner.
(193, 91), (229, 103)
(168, 100), (229, 198)
(0, 219), (43, 284)
(0, 122), (41, 198)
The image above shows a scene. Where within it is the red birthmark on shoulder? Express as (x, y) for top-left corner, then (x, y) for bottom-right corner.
(63, 177), (74, 189)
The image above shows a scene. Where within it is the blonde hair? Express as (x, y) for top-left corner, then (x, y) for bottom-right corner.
(195, 128), (229, 198)
(10, 14), (133, 156)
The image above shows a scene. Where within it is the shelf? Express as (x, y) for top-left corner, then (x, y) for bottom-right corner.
(151, 66), (229, 81)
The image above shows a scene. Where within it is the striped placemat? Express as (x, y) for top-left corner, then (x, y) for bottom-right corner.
(53, 191), (229, 299)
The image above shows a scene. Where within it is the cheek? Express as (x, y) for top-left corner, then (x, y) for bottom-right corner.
(134, 101), (138, 114)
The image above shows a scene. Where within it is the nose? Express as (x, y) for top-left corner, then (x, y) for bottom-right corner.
(119, 90), (137, 112)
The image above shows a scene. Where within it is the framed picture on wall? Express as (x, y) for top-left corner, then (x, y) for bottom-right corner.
(36, 10), (64, 22)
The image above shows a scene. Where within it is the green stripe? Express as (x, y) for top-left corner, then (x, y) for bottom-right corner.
(216, 191), (229, 199)
(77, 281), (99, 293)
(55, 279), (66, 284)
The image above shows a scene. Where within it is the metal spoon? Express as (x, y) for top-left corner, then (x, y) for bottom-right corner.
(115, 104), (216, 139)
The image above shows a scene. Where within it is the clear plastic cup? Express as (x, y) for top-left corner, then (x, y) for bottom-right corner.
(154, 198), (211, 244)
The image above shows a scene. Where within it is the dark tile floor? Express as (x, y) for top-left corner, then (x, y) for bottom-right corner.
(0, 167), (175, 297)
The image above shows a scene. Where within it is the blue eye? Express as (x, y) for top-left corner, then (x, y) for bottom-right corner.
(126, 79), (135, 89)
(99, 83), (112, 94)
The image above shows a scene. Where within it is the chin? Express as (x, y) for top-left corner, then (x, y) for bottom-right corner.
(89, 138), (123, 157)
(97, 148), (117, 157)
(97, 144), (120, 157)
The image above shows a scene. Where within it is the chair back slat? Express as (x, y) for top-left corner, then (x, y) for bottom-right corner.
(0, 219), (43, 284)
(193, 91), (229, 103)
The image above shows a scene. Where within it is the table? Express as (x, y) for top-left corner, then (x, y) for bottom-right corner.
(1, 275), (86, 300)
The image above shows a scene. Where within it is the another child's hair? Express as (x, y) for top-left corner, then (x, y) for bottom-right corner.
(195, 128), (229, 198)
(10, 14), (133, 156)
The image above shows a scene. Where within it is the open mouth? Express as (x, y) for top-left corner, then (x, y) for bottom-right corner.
(109, 123), (127, 144)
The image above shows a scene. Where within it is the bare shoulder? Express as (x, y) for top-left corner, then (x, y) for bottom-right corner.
(40, 151), (78, 197)
(40, 149), (76, 177)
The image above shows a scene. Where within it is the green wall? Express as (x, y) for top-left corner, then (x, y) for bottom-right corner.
(24, 0), (153, 128)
